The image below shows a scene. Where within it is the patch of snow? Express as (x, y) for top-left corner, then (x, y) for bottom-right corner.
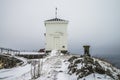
(0, 64), (31, 80)
(50, 50), (59, 56)
(37, 50), (71, 80)
(20, 52), (45, 55)
(57, 73), (71, 80)
(79, 73), (114, 80)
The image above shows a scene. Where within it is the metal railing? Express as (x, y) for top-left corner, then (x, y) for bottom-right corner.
(0, 47), (20, 55)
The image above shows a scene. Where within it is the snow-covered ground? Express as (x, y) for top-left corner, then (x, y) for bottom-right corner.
(0, 50), (120, 80)
(0, 54), (31, 80)
(20, 52), (45, 55)
(37, 50), (119, 80)
(37, 50), (71, 80)
(0, 63), (31, 80)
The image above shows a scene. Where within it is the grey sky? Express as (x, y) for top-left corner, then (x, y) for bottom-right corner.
(0, 0), (120, 55)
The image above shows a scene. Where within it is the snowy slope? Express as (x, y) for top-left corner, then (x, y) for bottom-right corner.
(67, 56), (120, 80)
(20, 52), (45, 55)
(37, 50), (120, 80)
(0, 64), (31, 80)
(0, 50), (120, 80)
(0, 55), (31, 80)
(37, 50), (71, 80)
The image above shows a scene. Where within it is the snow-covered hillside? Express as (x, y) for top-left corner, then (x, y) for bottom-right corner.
(37, 50), (120, 80)
(0, 50), (120, 80)
(67, 56), (120, 80)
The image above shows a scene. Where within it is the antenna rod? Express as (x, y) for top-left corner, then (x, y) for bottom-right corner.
(55, 8), (57, 18)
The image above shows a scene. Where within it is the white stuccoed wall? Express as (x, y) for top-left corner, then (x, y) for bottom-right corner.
(44, 20), (68, 51)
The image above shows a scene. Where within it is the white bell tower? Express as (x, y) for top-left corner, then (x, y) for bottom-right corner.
(44, 8), (68, 53)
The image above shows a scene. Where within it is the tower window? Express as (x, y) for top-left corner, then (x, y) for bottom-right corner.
(62, 46), (65, 48)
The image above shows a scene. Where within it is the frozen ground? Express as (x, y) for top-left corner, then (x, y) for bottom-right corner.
(0, 50), (119, 80)
(0, 55), (31, 80)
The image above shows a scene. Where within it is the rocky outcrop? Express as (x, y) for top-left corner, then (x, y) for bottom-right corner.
(0, 54), (22, 69)
(68, 56), (120, 80)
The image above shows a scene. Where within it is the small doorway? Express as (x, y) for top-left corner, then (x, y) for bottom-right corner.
(54, 37), (60, 50)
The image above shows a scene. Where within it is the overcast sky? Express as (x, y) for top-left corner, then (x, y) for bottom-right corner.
(0, 0), (120, 55)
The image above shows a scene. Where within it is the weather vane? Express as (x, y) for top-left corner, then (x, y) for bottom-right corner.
(55, 7), (57, 18)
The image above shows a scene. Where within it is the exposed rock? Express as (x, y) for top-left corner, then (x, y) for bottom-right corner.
(74, 59), (82, 64)
(67, 56), (120, 80)
(0, 55), (22, 69)
(68, 56), (78, 63)
(117, 74), (120, 80)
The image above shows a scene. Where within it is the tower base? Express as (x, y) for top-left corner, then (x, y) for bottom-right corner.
(61, 50), (68, 54)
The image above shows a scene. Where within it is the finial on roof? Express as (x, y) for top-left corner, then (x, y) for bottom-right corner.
(55, 8), (57, 18)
